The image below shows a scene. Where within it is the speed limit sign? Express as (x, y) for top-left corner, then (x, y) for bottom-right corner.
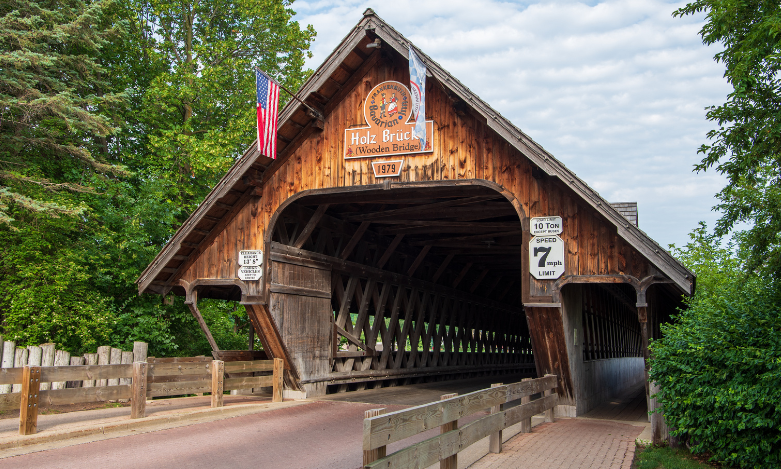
(529, 235), (565, 280)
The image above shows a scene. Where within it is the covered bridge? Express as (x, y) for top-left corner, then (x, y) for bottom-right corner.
(136, 10), (693, 417)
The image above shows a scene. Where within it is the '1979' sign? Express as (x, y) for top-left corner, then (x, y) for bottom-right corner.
(371, 160), (404, 178)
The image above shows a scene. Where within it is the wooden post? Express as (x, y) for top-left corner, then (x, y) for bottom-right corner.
(211, 360), (224, 408)
(131, 362), (147, 419)
(12, 347), (28, 393)
(108, 348), (122, 386)
(82, 353), (98, 387)
(272, 358), (283, 403)
(489, 383), (503, 453)
(440, 393), (458, 469)
(248, 323), (255, 351)
(19, 366), (41, 435)
(520, 378), (532, 433)
(96, 346), (110, 387)
(133, 341), (148, 364)
(39, 343), (56, 391)
(544, 374), (555, 423)
(363, 408), (386, 466)
(0, 340), (15, 394)
(51, 350), (70, 390)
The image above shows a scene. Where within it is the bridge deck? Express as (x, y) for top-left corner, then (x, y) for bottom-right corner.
(580, 383), (648, 423)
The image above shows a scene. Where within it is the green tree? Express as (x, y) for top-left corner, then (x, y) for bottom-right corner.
(0, 0), (315, 357)
(650, 224), (781, 468)
(138, 0), (315, 213)
(674, 0), (781, 277)
(0, 0), (128, 225)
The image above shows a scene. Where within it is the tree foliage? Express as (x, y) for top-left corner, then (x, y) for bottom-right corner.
(674, 0), (781, 277)
(0, 0), (314, 356)
(650, 224), (781, 468)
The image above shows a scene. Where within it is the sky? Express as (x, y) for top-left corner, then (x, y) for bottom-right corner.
(289, 0), (731, 250)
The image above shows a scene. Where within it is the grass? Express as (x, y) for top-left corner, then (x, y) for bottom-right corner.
(635, 445), (723, 469)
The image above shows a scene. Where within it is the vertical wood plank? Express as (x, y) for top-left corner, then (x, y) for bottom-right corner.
(19, 366), (41, 435)
(51, 350), (70, 390)
(440, 392), (458, 469)
(544, 374), (555, 423)
(96, 346), (110, 387)
(211, 360), (225, 408)
(82, 353), (98, 387)
(120, 352), (134, 385)
(131, 362), (147, 418)
(133, 341), (148, 365)
(108, 348), (122, 386)
(363, 408), (387, 466)
(0, 340), (15, 394)
(39, 343), (55, 391)
(489, 383), (504, 453)
(520, 377), (532, 433)
(66, 356), (85, 388)
(272, 358), (284, 403)
(12, 347), (27, 393)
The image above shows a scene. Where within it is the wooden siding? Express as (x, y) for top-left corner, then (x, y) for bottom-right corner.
(178, 54), (651, 302)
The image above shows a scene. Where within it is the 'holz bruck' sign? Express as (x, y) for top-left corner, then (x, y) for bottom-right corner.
(344, 81), (434, 159)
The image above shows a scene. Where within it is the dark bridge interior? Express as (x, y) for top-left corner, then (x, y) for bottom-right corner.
(270, 184), (534, 393)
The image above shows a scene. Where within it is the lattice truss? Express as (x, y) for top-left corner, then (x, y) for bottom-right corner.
(331, 272), (533, 379)
(581, 284), (643, 361)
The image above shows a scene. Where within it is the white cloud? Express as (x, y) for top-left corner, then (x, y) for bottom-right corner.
(291, 0), (731, 249)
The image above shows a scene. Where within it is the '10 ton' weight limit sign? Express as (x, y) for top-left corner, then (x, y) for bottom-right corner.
(529, 217), (565, 280)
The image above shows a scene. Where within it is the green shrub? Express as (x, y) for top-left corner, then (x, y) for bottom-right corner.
(650, 225), (781, 468)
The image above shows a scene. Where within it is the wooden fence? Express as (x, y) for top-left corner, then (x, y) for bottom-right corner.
(362, 374), (558, 468)
(0, 357), (284, 435)
(0, 340), (148, 394)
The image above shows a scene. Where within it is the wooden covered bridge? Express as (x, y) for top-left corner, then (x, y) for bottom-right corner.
(136, 10), (693, 418)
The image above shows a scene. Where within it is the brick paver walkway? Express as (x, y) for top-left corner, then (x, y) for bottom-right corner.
(469, 418), (643, 469)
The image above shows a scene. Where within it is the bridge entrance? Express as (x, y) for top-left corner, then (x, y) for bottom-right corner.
(262, 183), (534, 397)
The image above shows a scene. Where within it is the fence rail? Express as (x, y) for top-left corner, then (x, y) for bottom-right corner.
(0, 358), (284, 436)
(362, 374), (558, 469)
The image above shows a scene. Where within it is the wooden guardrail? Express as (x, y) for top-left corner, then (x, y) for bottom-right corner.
(362, 374), (558, 469)
(0, 358), (284, 435)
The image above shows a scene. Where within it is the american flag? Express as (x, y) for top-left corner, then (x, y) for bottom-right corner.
(256, 70), (280, 158)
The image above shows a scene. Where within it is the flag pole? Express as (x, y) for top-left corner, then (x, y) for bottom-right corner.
(256, 67), (323, 119)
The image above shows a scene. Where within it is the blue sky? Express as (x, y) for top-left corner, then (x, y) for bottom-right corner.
(290, 0), (731, 250)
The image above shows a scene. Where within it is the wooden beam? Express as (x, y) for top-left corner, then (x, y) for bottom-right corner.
(376, 234), (404, 269)
(452, 263), (473, 289)
(433, 253), (455, 284)
(469, 269), (489, 293)
(409, 230), (524, 246)
(187, 302), (220, 352)
(340, 221), (371, 259)
(325, 49), (383, 116)
(345, 196), (499, 222)
(406, 245), (431, 277)
(293, 204), (330, 249)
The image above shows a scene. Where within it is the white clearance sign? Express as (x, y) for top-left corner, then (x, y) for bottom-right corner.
(238, 265), (263, 281)
(238, 250), (263, 266)
(529, 235), (565, 280)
